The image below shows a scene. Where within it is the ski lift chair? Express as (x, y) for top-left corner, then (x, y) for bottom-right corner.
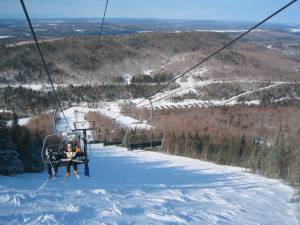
(42, 132), (90, 177)
(126, 128), (165, 150)
(123, 98), (165, 151)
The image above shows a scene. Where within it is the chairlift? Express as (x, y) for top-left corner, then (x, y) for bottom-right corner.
(41, 121), (96, 178)
(123, 98), (165, 151)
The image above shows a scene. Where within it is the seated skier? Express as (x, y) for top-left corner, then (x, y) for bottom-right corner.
(65, 143), (78, 177)
(46, 147), (59, 178)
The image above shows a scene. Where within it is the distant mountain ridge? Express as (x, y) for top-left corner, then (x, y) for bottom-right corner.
(0, 29), (299, 85)
(0, 18), (299, 42)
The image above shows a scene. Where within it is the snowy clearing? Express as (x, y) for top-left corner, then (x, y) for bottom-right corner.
(0, 36), (14, 39)
(5, 38), (63, 48)
(57, 105), (151, 131)
(0, 146), (298, 225)
(7, 117), (32, 127)
(289, 29), (300, 33)
(194, 29), (267, 33)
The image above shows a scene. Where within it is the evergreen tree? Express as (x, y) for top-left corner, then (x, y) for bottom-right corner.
(0, 117), (23, 175)
(171, 132), (177, 154)
(290, 146), (300, 185)
(274, 129), (286, 178)
(233, 135), (246, 166)
(12, 112), (18, 127)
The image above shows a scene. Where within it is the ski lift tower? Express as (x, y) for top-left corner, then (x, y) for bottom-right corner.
(73, 121), (96, 142)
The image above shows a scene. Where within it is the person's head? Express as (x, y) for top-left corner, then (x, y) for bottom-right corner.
(67, 144), (72, 150)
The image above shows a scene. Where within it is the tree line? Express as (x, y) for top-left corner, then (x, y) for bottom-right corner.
(131, 73), (174, 84)
(0, 113), (46, 175)
(0, 84), (163, 114)
(162, 129), (300, 187)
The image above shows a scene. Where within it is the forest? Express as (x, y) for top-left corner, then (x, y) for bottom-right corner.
(91, 105), (300, 187)
(0, 113), (52, 175)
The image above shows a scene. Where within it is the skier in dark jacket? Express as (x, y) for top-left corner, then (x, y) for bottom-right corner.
(46, 147), (59, 178)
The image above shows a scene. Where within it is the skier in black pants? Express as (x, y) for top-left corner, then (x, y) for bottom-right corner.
(46, 147), (59, 178)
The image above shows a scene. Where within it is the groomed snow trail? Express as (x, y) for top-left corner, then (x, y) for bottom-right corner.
(0, 107), (299, 224)
(0, 146), (298, 225)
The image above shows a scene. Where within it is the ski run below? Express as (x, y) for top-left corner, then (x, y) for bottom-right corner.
(0, 107), (299, 224)
(0, 145), (299, 225)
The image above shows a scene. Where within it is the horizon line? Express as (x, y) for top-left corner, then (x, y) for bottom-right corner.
(0, 17), (299, 26)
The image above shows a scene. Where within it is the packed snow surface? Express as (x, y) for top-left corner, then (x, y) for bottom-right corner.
(0, 145), (298, 225)
(1, 108), (299, 224)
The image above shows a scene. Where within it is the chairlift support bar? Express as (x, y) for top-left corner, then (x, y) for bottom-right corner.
(73, 121), (96, 131)
(71, 121), (97, 177)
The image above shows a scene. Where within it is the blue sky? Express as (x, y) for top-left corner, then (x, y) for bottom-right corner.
(0, 0), (299, 24)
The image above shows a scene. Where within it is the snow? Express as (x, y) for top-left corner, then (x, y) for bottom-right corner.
(0, 84), (44, 91)
(123, 74), (132, 85)
(0, 107), (299, 224)
(135, 77), (291, 109)
(6, 38), (63, 48)
(289, 29), (300, 33)
(195, 29), (267, 33)
(135, 68), (210, 109)
(0, 83), (80, 91)
(75, 29), (86, 32)
(138, 31), (153, 33)
(57, 106), (151, 132)
(0, 36), (14, 39)
(143, 69), (152, 75)
(7, 117), (32, 127)
(222, 82), (284, 105)
(0, 146), (298, 224)
(93, 103), (152, 130)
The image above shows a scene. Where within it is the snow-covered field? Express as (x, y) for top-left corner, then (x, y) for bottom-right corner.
(5, 38), (63, 48)
(289, 29), (300, 33)
(0, 36), (14, 39)
(56, 105), (151, 131)
(194, 29), (267, 33)
(0, 107), (299, 224)
(0, 146), (298, 225)
(134, 73), (291, 109)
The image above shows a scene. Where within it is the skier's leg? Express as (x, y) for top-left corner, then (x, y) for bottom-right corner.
(54, 163), (58, 175)
(65, 161), (71, 177)
(47, 164), (52, 177)
(73, 162), (78, 175)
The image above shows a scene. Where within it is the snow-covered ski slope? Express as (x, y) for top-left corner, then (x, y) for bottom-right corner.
(0, 146), (299, 225)
(0, 107), (299, 224)
(56, 106), (151, 131)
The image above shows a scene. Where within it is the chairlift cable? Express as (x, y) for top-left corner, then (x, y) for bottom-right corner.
(82, 0), (298, 131)
(19, 0), (71, 130)
(134, 0), (298, 106)
(96, 0), (109, 48)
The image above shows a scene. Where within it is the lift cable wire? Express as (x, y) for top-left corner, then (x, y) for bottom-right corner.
(20, 0), (297, 131)
(134, 0), (298, 107)
(20, 0), (71, 130)
(96, 0), (109, 49)
(100, 0), (297, 126)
